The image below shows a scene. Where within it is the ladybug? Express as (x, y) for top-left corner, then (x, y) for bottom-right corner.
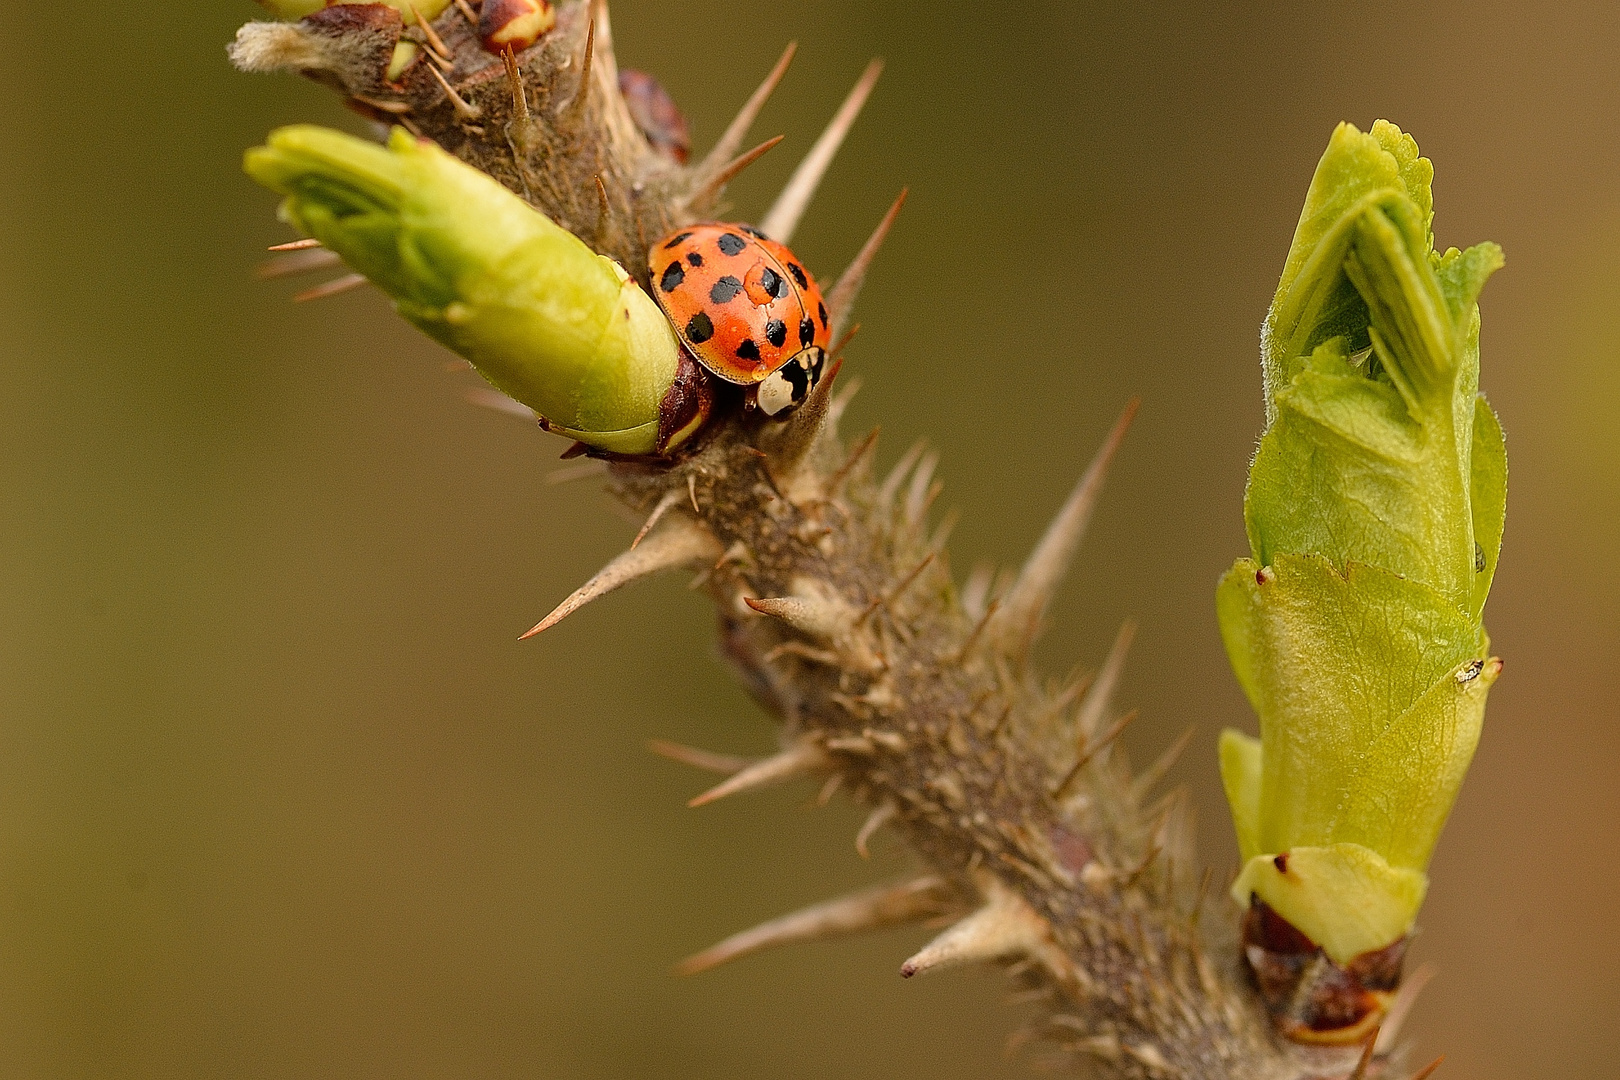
(648, 224), (831, 418)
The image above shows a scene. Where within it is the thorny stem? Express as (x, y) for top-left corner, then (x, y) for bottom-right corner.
(230, 3), (1437, 1076)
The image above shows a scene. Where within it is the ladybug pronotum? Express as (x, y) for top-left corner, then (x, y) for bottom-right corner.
(648, 223), (831, 418)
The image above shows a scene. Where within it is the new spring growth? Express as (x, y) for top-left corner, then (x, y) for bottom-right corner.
(245, 125), (684, 456)
(1218, 121), (1507, 965)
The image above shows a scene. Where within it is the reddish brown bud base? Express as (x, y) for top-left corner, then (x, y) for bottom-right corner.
(478, 0), (555, 53)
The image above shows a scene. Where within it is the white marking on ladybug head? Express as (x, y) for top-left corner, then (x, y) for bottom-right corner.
(757, 348), (826, 418)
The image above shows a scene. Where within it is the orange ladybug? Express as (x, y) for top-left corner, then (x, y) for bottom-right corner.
(648, 224), (830, 417)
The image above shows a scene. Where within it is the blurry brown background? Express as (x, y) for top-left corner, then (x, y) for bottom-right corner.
(0, 1), (1615, 1076)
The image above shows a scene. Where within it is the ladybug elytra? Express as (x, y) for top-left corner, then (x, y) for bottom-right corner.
(648, 223), (831, 418)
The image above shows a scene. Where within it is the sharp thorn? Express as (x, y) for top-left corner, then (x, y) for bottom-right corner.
(1131, 725), (1196, 802)
(1408, 1057), (1445, 1080)
(1375, 962), (1437, 1054)
(1347, 1031), (1379, 1080)
(647, 738), (751, 776)
(405, 2), (453, 61)
(960, 563), (994, 624)
(814, 771), (843, 806)
(826, 188), (908, 342)
(1074, 620), (1137, 740)
(1052, 707), (1140, 799)
(878, 440), (925, 511)
(464, 386), (536, 421)
(987, 398), (1140, 654)
(766, 356), (844, 472)
(520, 519), (720, 639)
(743, 593), (852, 641)
(827, 374), (862, 429)
(685, 134), (785, 214)
(257, 247), (342, 279)
(829, 322), (861, 359)
(594, 174), (611, 225)
(929, 507), (961, 553)
(292, 273), (367, 303)
(502, 48), (531, 130)
(904, 450), (939, 526)
(826, 424), (878, 495)
(860, 551), (935, 623)
(561, 0), (600, 129)
(955, 598), (999, 662)
(697, 41), (797, 186)
(758, 57), (884, 244)
(426, 60), (483, 120)
(856, 801), (896, 858)
(687, 473), (700, 513)
(678, 876), (946, 975)
(452, 0), (478, 27)
(545, 459), (609, 486)
(900, 875), (1051, 979)
(687, 740), (830, 807)
(632, 489), (684, 550)
(267, 237), (322, 252)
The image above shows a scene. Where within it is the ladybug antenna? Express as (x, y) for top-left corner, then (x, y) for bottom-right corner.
(684, 135), (785, 217)
(824, 188), (908, 343)
(692, 41), (797, 192)
(758, 58), (883, 244)
(559, 0), (601, 132)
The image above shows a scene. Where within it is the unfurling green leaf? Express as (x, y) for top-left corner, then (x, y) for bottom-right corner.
(1220, 121), (1506, 963)
(246, 125), (685, 456)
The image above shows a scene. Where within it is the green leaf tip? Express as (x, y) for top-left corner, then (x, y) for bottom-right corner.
(245, 125), (686, 457)
(1222, 121), (1506, 963)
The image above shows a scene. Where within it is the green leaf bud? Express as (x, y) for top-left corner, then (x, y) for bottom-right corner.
(1219, 121), (1507, 967)
(245, 125), (691, 457)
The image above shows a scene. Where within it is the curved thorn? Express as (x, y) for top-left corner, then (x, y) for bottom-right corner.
(561, 0), (600, 129)
(758, 58), (883, 244)
(767, 356), (844, 471)
(257, 248), (342, 279)
(685, 135), (785, 215)
(1075, 620), (1137, 740)
(267, 237), (322, 252)
(826, 188), (908, 342)
(696, 41), (797, 185)
(464, 386), (536, 421)
(1131, 724), (1196, 801)
(426, 61), (483, 120)
(988, 399), (1140, 654)
(744, 594), (852, 641)
(855, 801), (896, 858)
(1053, 707), (1140, 800)
(688, 741), (829, 807)
(1375, 962), (1437, 1054)
(900, 875), (1051, 978)
(647, 739), (750, 776)
(678, 876), (946, 975)
(292, 273), (367, 302)
(632, 489), (684, 550)
(520, 519), (720, 639)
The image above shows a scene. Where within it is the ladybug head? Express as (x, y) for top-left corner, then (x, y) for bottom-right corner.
(756, 347), (827, 418)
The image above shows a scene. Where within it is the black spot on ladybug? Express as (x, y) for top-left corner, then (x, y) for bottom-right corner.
(781, 357), (811, 402)
(1474, 541), (1485, 572)
(685, 311), (714, 343)
(787, 262), (808, 289)
(659, 262), (685, 292)
(663, 232), (692, 249)
(717, 233), (747, 256)
(740, 225), (767, 239)
(759, 266), (786, 299)
(736, 338), (761, 361)
(798, 317), (815, 347)
(817, 301), (828, 328)
(710, 276), (743, 304)
(686, 251), (704, 267)
(764, 319), (787, 347)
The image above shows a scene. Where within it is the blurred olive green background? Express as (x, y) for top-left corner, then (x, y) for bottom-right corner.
(1, 1), (1616, 1076)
